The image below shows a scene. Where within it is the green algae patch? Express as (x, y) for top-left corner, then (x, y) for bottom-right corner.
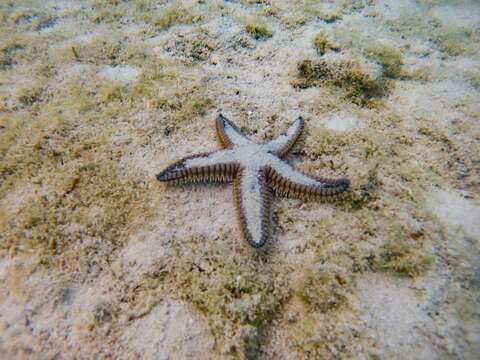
(98, 81), (125, 104)
(0, 114), (152, 257)
(297, 109), (458, 284)
(300, 0), (342, 23)
(167, 239), (289, 357)
(131, 64), (213, 129)
(286, 312), (360, 359)
(298, 263), (352, 313)
(244, 22), (272, 40)
(374, 237), (433, 278)
(320, 11), (342, 23)
(166, 29), (217, 63)
(154, 2), (202, 30)
(365, 43), (404, 79)
(90, 0), (124, 24)
(433, 26), (474, 56)
(465, 69), (480, 89)
(292, 59), (386, 107)
(64, 36), (123, 65)
(0, 33), (31, 69)
(313, 32), (339, 56)
(341, 66), (386, 106)
(16, 83), (44, 106)
(0, 64), (159, 264)
(283, 16), (307, 29)
(258, 5), (280, 18)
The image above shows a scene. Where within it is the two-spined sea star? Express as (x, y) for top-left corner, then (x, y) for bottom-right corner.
(156, 114), (350, 248)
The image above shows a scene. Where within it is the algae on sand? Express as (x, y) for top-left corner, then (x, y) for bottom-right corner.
(0, 0), (479, 359)
(292, 59), (386, 106)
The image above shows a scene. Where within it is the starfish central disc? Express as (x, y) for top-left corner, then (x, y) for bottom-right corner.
(156, 114), (350, 248)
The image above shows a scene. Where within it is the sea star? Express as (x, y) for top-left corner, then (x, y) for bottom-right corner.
(156, 114), (350, 248)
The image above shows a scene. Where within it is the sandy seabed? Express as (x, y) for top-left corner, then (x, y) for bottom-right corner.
(0, 0), (479, 359)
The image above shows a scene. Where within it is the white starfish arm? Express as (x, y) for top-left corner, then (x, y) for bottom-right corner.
(261, 117), (304, 158)
(233, 167), (271, 247)
(156, 150), (238, 183)
(267, 158), (350, 199)
(216, 114), (254, 148)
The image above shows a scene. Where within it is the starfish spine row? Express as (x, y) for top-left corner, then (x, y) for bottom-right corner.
(267, 167), (350, 200)
(156, 152), (238, 183)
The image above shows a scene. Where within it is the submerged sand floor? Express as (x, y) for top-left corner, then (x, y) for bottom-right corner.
(0, 0), (479, 359)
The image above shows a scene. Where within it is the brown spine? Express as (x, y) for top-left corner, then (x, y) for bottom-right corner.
(267, 167), (349, 201)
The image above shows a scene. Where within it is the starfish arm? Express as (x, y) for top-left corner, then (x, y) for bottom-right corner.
(233, 167), (271, 248)
(267, 159), (350, 199)
(261, 117), (304, 158)
(216, 114), (253, 148)
(156, 150), (238, 184)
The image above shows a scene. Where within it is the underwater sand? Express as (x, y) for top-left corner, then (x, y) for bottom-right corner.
(0, 0), (479, 359)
